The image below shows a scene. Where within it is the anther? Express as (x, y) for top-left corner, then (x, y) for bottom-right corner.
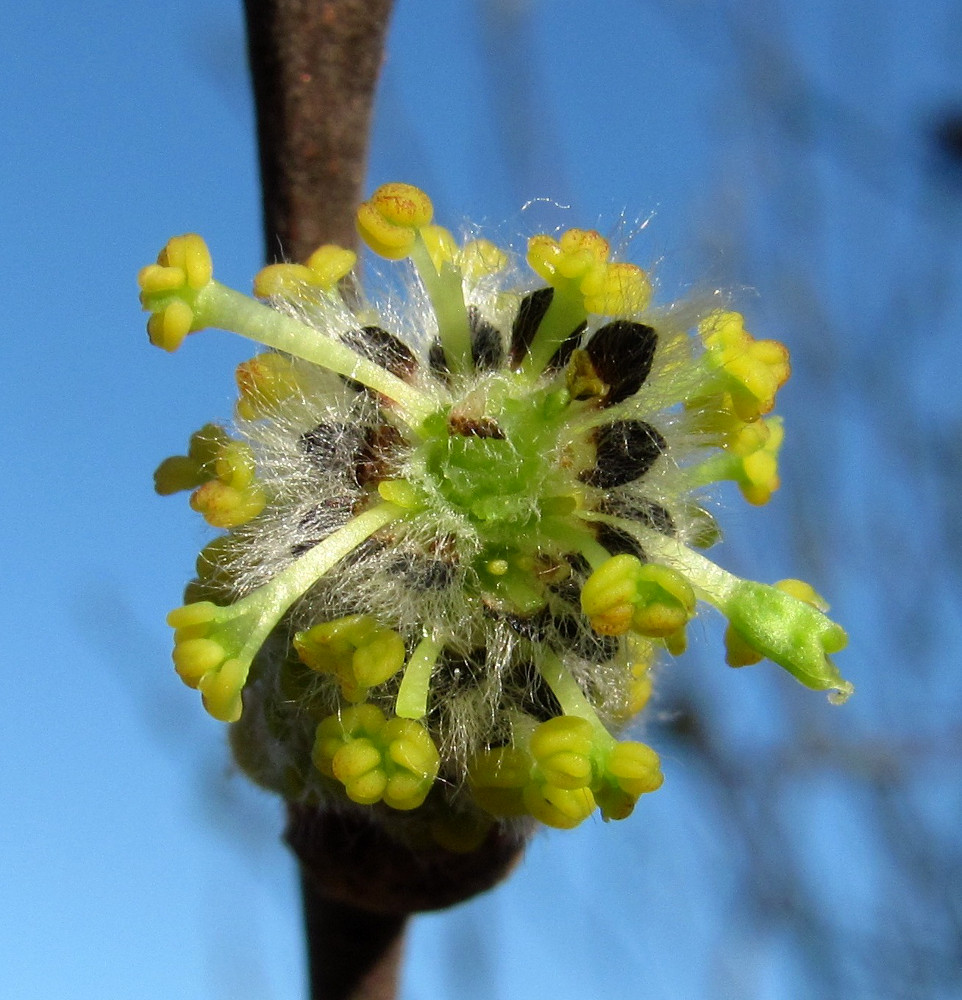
(584, 320), (658, 406)
(582, 420), (668, 489)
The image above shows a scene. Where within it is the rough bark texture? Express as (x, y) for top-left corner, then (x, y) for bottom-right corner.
(244, 0), (394, 264)
(243, 3), (527, 996)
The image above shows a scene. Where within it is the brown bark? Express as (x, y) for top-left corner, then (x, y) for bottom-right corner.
(244, 0), (394, 264)
(242, 3), (526, 996)
(288, 805), (527, 1000)
(299, 876), (408, 1000)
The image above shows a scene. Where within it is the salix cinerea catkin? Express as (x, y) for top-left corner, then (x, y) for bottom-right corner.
(139, 183), (850, 848)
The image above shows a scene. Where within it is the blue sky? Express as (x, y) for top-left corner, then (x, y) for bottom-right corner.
(3, 1), (960, 998)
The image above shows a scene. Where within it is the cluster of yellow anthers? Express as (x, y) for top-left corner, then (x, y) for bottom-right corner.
(580, 555), (695, 650)
(313, 704), (440, 811)
(140, 181), (849, 839)
(699, 310), (790, 422)
(168, 600), (253, 723)
(355, 182), (434, 260)
(527, 228), (652, 315)
(725, 417), (784, 507)
(138, 234), (213, 352)
(155, 424), (266, 528)
(468, 656), (663, 829)
(234, 353), (302, 421)
(294, 615), (407, 705)
(253, 244), (357, 300)
(469, 716), (662, 829)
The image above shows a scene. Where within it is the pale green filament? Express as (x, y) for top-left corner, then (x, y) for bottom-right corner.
(395, 636), (443, 719)
(238, 502), (405, 617)
(189, 281), (435, 426)
(588, 514), (851, 701)
(409, 235), (474, 374)
(538, 652), (607, 738)
(519, 288), (587, 379)
(540, 516), (612, 570)
(171, 502), (406, 720)
(589, 514), (742, 605)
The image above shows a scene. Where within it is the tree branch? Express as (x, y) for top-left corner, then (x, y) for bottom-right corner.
(244, 0), (394, 263)
(242, 3), (527, 996)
